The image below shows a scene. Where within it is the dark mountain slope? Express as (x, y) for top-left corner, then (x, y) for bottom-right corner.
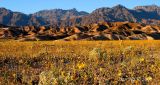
(33, 8), (89, 26)
(0, 8), (48, 26)
(1, 5), (160, 26)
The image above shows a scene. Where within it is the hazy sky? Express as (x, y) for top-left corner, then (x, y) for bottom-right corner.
(0, 0), (160, 14)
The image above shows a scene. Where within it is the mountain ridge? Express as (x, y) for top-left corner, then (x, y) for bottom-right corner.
(1, 5), (160, 26)
(1, 21), (160, 41)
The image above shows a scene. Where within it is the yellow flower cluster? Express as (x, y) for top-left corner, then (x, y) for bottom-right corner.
(77, 63), (86, 70)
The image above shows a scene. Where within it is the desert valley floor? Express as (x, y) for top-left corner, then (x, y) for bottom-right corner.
(0, 40), (159, 85)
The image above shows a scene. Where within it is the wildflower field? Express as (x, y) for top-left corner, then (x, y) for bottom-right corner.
(0, 40), (160, 85)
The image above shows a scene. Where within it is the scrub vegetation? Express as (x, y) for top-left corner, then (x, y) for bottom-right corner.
(0, 40), (160, 85)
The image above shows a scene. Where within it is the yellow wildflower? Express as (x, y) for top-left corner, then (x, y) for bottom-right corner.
(139, 58), (144, 62)
(100, 68), (103, 71)
(71, 75), (74, 80)
(118, 70), (122, 76)
(146, 76), (152, 81)
(13, 73), (16, 77)
(61, 71), (65, 77)
(77, 63), (86, 70)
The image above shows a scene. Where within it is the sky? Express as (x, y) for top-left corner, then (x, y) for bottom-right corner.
(0, 0), (160, 14)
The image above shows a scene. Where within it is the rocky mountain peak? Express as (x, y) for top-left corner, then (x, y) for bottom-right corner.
(134, 5), (160, 11)
(113, 4), (127, 9)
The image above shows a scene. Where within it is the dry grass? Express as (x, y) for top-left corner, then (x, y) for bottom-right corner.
(0, 40), (160, 85)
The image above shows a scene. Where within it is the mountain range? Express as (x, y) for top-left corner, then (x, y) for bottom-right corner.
(1, 4), (160, 26)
